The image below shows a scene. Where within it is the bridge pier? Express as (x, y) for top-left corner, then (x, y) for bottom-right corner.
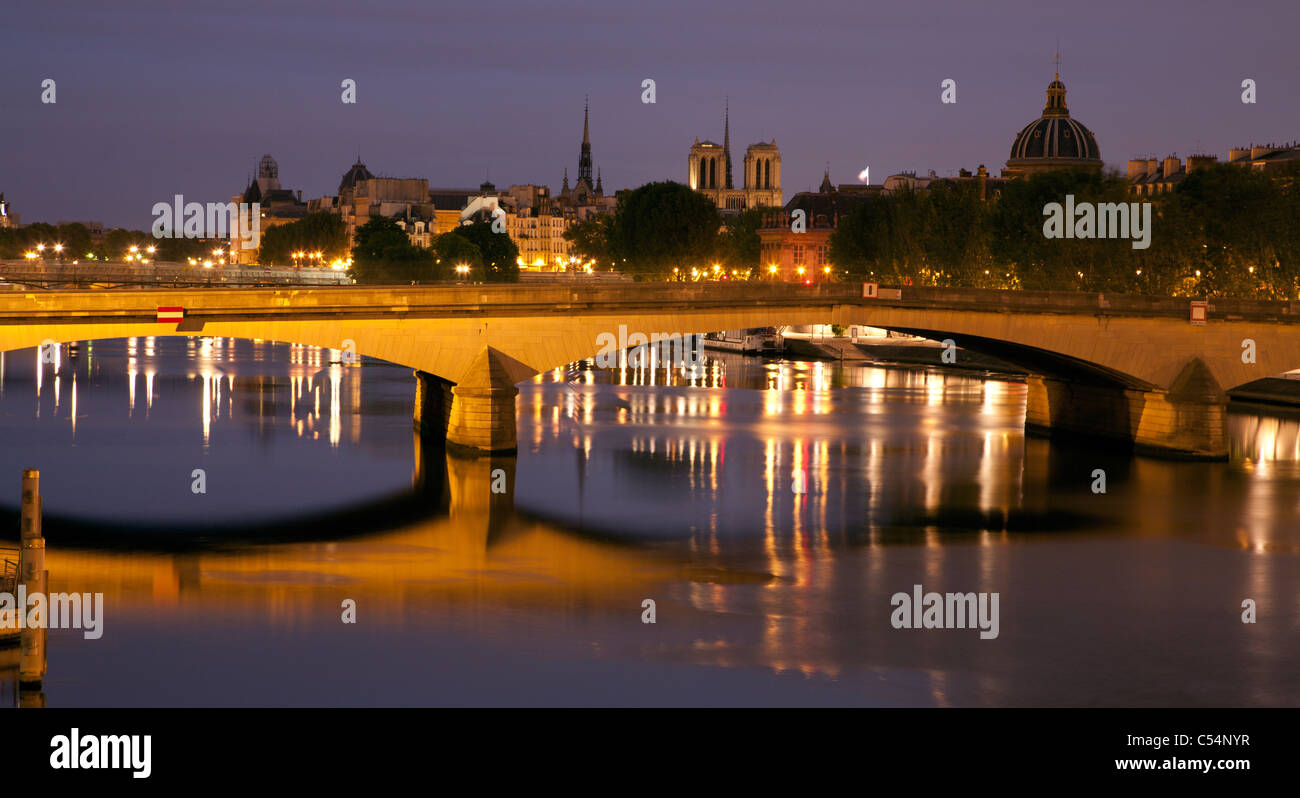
(413, 371), (456, 440)
(1024, 369), (1227, 460)
(413, 347), (519, 455)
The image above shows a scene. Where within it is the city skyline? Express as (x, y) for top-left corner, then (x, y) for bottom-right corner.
(2, 0), (1296, 229)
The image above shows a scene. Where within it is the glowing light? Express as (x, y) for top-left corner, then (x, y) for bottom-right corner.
(857, 166), (869, 183)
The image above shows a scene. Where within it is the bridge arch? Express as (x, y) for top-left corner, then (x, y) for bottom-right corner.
(7, 283), (1300, 458)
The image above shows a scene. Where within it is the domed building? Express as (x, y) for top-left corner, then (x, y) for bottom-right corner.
(338, 158), (375, 195)
(1003, 76), (1102, 177)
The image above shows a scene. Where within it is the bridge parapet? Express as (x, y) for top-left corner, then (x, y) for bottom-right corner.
(7, 282), (1300, 458)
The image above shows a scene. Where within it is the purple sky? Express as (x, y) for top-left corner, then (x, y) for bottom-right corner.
(2, 0), (1296, 229)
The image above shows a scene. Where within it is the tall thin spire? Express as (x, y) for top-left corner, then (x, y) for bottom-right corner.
(723, 98), (733, 189)
(578, 97), (593, 185)
(596, 167), (603, 194)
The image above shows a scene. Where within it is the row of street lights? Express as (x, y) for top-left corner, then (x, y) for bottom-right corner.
(123, 245), (157, 264)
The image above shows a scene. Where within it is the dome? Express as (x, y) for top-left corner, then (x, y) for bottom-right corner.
(1006, 78), (1102, 175)
(339, 158), (374, 193)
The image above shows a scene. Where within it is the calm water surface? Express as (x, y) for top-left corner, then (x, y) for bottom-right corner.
(1, 337), (1297, 706)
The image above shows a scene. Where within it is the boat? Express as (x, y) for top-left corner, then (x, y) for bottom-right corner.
(702, 327), (784, 354)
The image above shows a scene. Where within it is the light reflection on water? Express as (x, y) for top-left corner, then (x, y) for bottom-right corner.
(1, 338), (1299, 706)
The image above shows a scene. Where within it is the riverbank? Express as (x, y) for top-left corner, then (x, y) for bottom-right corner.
(781, 335), (1024, 375)
(784, 335), (1300, 411)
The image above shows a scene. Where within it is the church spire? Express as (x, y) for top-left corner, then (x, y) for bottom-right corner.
(596, 167), (603, 194)
(562, 167), (570, 193)
(723, 98), (733, 189)
(578, 97), (594, 185)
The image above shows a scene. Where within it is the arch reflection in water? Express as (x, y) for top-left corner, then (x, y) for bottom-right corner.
(5, 340), (1300, 704)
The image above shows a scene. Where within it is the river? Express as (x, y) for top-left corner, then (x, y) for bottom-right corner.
(1, 337), (1297, 706)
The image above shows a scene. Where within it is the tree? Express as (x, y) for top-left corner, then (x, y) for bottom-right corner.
(720, 208), (763, 271)
(99, 228), (151, 261)
(447, 220), (519, 282)
(433, 232), (481, 278)
(608, 181), (721, 277)
(349, 216), (437, 284)
(988, 168), (1133, 291)
(257, 212), (349, 266)
(55, 223), (93, 260)
(1167, 163), (1291, 297)
(563, 213), (614, 268)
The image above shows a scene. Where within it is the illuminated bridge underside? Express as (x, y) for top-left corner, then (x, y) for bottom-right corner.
(5, 284), (1300, 459)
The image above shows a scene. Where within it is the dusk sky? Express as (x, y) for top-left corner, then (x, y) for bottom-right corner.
(3, 0), (1296, 229)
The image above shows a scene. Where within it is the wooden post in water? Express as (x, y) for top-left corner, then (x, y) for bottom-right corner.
(18, 469), (46, 689)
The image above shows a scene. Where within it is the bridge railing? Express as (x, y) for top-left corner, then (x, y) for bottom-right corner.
(3, 278), (1300, 324)
(0, 547), (17, 598)
(0, 259), (351, 289)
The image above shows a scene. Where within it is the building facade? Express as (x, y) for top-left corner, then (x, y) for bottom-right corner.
(757, 172), (862, 282)
(1227, 143), (1300, 172)
(689, 104), (782, 211)
(230, 154), (309, 264)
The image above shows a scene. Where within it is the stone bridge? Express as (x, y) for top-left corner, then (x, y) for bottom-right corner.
(4, 282), (1300, 459)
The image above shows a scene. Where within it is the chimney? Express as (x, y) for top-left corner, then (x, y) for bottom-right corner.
(1162, 156), (1181, 179)
(1229, 147), (1250, 163)
(1251, 145), (1273, 160)
(1127, 159), (1148, 180)
(1187, 155), (1217, 173)
(297, 190), (302, 202)
(1147, 158), (1159, 177)
(977, 164), (988, 202)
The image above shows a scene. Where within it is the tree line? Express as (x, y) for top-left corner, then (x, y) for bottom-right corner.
(0, 223), (221, 262)
(829, 162), (1300, 298)
(564, 181), (759, 279)
(563, 166), (1300, 299)
(347, 216), (520, 284)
